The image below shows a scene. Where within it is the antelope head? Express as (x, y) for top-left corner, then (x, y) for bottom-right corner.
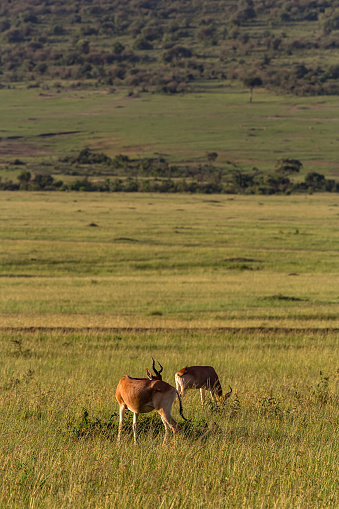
(146, 358), (164, 380)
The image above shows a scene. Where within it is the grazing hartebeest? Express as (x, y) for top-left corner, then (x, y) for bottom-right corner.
(175, 365), (232, 405)
(116, 358), (187, 445)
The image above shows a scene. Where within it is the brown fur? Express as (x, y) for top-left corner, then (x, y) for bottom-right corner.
(175, 365), (230, 405)
(116, 366), (186, 445)
(116, 376), (176, 414)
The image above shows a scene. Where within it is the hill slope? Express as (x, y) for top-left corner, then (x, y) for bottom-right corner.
(1, 0), (339, 95)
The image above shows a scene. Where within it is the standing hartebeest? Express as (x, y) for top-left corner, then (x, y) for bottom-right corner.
(175, 365), (232, 406)
(116, 358), (187, 445)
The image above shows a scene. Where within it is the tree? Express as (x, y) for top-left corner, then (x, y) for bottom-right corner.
(243, 76), (262, 102)
(133, 37), (153, 50)
(304, 172), (325, 191)
(33, 174), (54, 189)
(275, 159), (302, 175)
(6, 29), (25, 43)
(163, 46), (192, 64)
(207, 152), (218, 164)
(17, 170), (31, 190)
(113, 41), (125, 55)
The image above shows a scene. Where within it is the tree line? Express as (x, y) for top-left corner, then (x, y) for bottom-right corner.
(1, 151), (338, 195)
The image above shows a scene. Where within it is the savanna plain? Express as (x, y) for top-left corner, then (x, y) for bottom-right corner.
(1, 0), (339, 505)
(0, 192), (339, 508)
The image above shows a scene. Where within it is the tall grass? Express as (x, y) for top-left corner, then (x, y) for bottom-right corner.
(0, 329), (338, 508)
(1, 192), (338, 506)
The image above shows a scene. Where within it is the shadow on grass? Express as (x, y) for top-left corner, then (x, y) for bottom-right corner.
(66, 371), (336, 443)
(67, 407), (222, 442)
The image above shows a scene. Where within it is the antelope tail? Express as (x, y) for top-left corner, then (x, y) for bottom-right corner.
(176, 390), (188, 421)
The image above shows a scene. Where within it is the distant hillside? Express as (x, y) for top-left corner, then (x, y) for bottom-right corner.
(1, 0), (339, 95)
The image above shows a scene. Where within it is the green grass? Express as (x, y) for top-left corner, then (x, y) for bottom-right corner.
(1, 86), (339, 180)
(1, 191), (339, 507)
(1, 192), (339, 328)
(0, 329), (338, 508)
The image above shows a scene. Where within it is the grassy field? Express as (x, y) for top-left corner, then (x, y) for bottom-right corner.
(1, 2), (339, 504)
(1, 85), (339, 180)
(0, 328), (338, 508)
(1, 191), (339, 507)
(1, 192), (339, 328)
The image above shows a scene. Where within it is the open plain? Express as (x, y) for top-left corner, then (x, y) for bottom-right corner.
(0, 192), (338, 508)
(1, 0), (339, 505)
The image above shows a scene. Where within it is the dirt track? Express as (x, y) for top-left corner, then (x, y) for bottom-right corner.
(1, 327), (338, 334)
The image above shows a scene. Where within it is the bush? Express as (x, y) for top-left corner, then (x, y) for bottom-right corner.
(6, 29), (25, 43)
(74, 148), (112, 166)
(133, 38), (153, 51)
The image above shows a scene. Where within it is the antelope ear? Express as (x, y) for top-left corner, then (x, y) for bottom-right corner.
(146, 369), (153, 380)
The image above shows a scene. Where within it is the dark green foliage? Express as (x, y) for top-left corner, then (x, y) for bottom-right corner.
(1, 152), (338, 194)
(112, 154), (129, 169)
(32, 174), (54, 189)
(1, 0), (339, 95)
(133, 37), (153, 51)
(207, 152), (218, 163)
(263, 294), (307, 302)
(113, 41), (125, 55)
(275, 159), (302, 177)
(243, 76), (263, 102)
(304, 172), (326, 191)
(243, 76), (262, 89)
(5, 29), (25, 43)
(68, 177), (95, 192)
(74, 148), (112, 166)
(17, 170), (31, 190)
(163, 45), (193, 63)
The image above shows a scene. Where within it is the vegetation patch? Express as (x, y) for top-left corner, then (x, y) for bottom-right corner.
(67, 407), (118, 439)
(2, 152), (338, 194)
(2, 0), (339, 98)
(67, 407), (216, 442)
(263, 294), (309, 302)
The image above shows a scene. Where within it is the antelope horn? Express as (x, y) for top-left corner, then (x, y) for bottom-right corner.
(152, 357), (163, 375)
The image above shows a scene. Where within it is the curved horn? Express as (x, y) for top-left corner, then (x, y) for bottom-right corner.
(152, 357), (163, 376)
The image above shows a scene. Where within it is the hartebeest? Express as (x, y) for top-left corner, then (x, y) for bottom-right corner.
(175, 365), (232, 406)
(116, 358), (187, 445)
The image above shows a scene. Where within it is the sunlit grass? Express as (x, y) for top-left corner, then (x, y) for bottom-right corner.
(0, 271), (339, 328)
(1, 192), (339, 329)
(1, 329), (338, 508)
